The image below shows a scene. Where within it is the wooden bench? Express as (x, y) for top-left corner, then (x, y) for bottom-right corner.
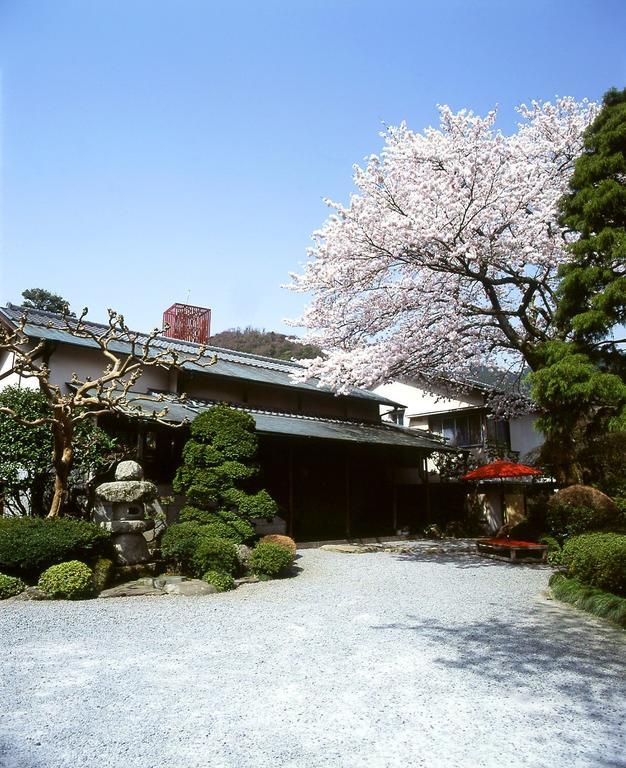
(476, 538), (548, 563)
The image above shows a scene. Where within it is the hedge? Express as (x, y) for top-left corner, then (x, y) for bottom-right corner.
(561, 533), (626, 595)
(0, 518), (111, 579)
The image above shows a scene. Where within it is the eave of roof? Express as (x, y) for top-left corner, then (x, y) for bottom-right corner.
(120, 392), (454, 451)
(0, 304), (402, 408)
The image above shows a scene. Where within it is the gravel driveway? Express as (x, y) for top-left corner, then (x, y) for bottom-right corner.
(1, 545), (625, 768)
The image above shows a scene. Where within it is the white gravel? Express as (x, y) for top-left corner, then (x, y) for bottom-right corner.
(1, 545), (625, 768)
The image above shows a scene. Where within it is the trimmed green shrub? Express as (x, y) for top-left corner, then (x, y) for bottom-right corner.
(192, 538), (238, 577)
(178, 506), (255, 543)
(550, 573), (626, 628)
(250, 541), (294, 577)
(173, 406), (278, 545)
(561, 533), (626, 595)
(539, 535), (563, 565)
(203, 570), (235, 592)
(0, 572), (26, 599)
(92, 557), (114, 592)
(0, 518), (111, 579)
(547, 485), (622, 539)
(260, 534), (297, 557)
(160, 521), (204, 573)
(38, 560), (93, 599)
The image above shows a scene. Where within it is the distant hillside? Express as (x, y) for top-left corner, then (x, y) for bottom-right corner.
(209, 327), (323, 361)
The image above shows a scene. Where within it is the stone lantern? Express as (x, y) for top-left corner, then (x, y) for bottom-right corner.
(93, 461), (157, 565)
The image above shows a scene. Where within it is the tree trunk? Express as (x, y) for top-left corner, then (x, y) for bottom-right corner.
(47, 419), (74, 518)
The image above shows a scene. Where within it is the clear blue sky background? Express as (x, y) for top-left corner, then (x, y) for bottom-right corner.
(0, 0), (624, 335)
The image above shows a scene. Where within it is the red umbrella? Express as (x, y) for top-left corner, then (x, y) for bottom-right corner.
(461, 459), (542, 482)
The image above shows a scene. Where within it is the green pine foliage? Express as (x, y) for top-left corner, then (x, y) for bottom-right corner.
(557, 87), (626, 344)
(172, 406), (278, 542)
(530, 87), (626, 485)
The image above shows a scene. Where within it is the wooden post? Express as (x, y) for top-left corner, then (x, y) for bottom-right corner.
(288, 444), (294, 538)
(345, 449), (351, 539)
(424, 454), (431, 524)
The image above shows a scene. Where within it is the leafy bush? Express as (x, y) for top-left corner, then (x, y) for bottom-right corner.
(192, 538), (238, 577)
(178, 506), (255, 543)
(547, 485), (622, 539)
(160, 521), (204, 573)
(550, 573), (626, 628)
(38, 560), (93, 599)
(0, 518), (111, 579)
(0, 573), (25, 599)
(561, 533), (626, 595)
(250, 541), (293, 577)
(202, 570), (236, 592)
(538, 535), (563, 565)
(92, 557), (114, 592)
(260, 534), (297, 556)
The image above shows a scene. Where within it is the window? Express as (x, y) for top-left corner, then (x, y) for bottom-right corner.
(486, 417), (510, 447)
(428, 412), (483, 447)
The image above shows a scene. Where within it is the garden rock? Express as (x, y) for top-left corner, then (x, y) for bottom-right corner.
(320, 544), (380, 554)
(99, 580), (164, 598)
(163, 579), (217, 596)
(114, 460), (144, 481)
(236, 544), (252, 568)
(10, 586), (53, 601)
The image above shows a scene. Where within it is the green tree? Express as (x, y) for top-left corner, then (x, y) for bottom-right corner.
(531, 88), (626, 485)
(173, 405), (278, 541)
(0, 386), (119, 516)
(210, 327), (322, 361)
(21, 288), (73, 315)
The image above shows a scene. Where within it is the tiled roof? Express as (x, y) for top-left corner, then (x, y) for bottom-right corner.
(122, 392), (450, 451)
(0, 304), (400, 407)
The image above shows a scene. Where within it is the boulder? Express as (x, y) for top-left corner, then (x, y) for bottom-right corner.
(99, 580), (165, 598)
(235, 544), (252, 568)
(114, 460), (144, 481)
(320, 544), (380, 554)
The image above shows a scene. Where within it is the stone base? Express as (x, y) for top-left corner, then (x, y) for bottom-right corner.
(112, 532), (151, 565)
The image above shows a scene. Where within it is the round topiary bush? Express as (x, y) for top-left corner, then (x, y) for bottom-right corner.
(547, 485), (622, 539)
(250, 541), (294, 577)
(0, 572), (26, 599)
(192, 537), (238, 577)
(38, 560), (94, 600)
(202, 570), (236, 592)
(160, 521), (204, 573)
(259, 534), (297, 557)
(0, 518), (111, 580)
(561, 533), (626, 595)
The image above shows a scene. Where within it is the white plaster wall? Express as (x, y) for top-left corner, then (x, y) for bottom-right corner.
(509, 415), (544, 457)
(0, 349), (38, 390)
(46, 346), (170, 393)
(374, 381), (484, 425)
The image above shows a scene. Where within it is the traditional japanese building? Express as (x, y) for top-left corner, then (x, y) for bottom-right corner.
(0, 303), (451, 540)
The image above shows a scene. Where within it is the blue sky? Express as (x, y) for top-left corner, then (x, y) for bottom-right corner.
(0, 0), (624, 334)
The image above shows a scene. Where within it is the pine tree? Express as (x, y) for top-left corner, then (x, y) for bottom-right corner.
(530, 88), (626, 485)
(557, 87), (626, 351)
(172, 406), (278, 542)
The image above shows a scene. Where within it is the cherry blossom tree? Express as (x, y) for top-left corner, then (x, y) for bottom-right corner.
(288, 98), (598, 402)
